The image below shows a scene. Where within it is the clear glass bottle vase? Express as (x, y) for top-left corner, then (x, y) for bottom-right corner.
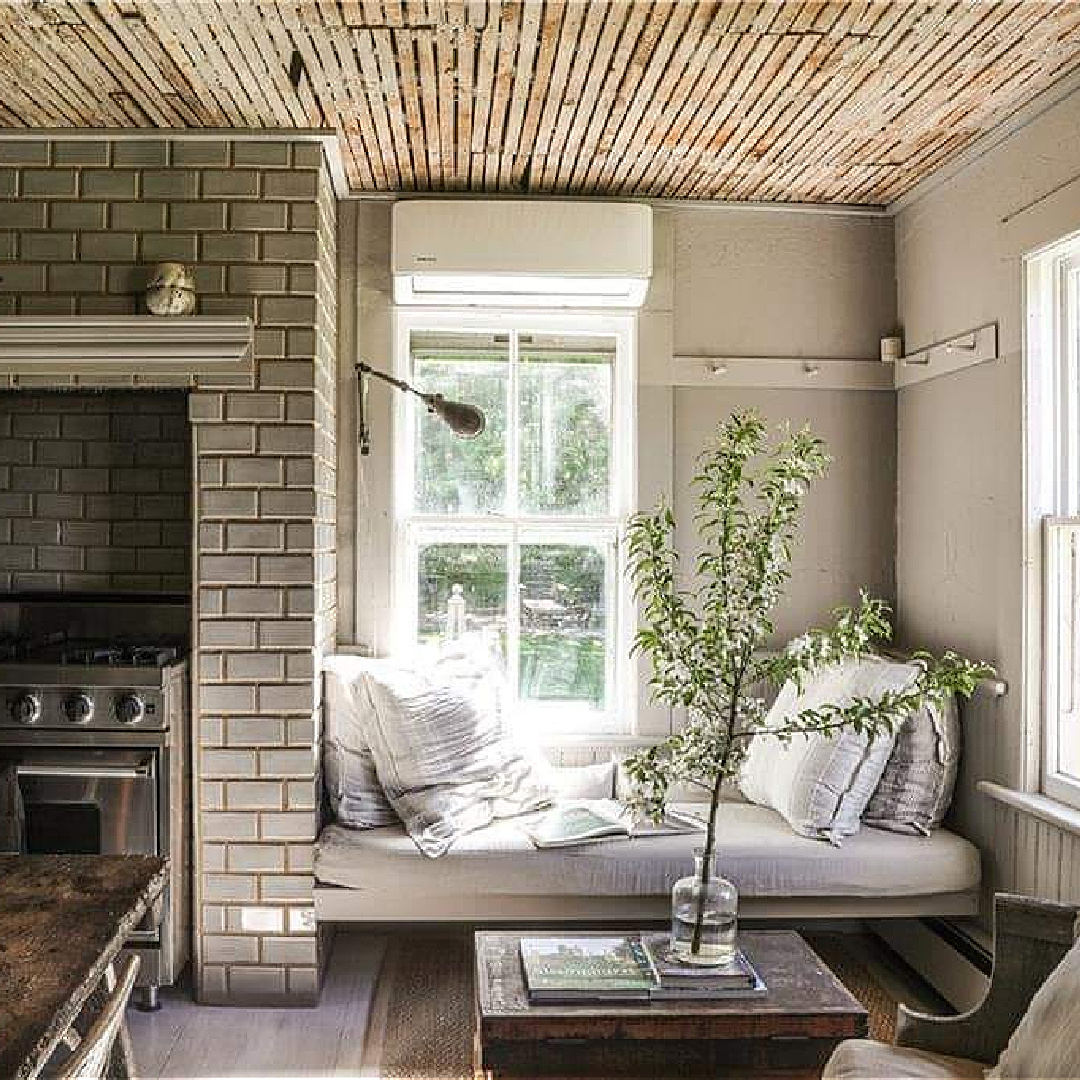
(670, 847), (739, 965)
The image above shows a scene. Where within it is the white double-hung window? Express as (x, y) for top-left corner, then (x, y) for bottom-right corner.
(1027, 234), (1080, 809)
(392, 309), (636, 734)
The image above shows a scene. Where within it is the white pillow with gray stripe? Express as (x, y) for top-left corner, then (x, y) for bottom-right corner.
(362, 664), (554, 857)
(739, 656), (918, 844)
(862, 693), (960, 835)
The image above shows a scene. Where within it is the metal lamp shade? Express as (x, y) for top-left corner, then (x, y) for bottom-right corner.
(426, 394), (486, 438)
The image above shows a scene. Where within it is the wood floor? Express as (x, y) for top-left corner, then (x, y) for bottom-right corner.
(129, 934), (387, 1078)
(128, 928), (947, 1078)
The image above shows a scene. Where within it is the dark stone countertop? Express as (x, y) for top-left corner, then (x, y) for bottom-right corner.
(0, 855), (167, 1080)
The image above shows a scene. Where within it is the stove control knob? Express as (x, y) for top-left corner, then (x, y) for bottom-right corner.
(11, 693), (42, 726)
(115, 694), (146, 725)
(63, 693), (94, 725)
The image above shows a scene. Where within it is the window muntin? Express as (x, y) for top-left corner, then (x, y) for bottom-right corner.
(394, 312), (634, 733)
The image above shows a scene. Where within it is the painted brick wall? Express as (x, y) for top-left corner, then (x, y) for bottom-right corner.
(0, 390), (190, 594)
(0, 135), (338, 1005)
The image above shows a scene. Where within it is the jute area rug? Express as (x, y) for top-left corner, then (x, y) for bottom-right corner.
(361, 930), (903, 1080)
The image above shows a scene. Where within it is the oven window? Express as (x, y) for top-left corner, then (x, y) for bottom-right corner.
(25, 803), (102, 854)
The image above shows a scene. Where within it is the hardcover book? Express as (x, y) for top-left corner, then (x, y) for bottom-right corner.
(519, 935), (659, 1001)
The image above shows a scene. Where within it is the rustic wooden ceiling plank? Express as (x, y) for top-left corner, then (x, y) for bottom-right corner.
(406, 3), (442, 185)
(535, 0), (607, 189)
(176, 0), (261, 126)
(393, 23), (429, 187)
(0, 14), (105, 127)
(149, 0), (238, 126)
(448, 2), (474, 186)
(733, 0), (928, 200)
(552, 0), (637, 190)
(359, 25), (414, 187)
(810, 1), (1027, 191)
(671, 31), (787, 198)
(287, 1), (379, 186)
(469, 12), (500, 188)
(131, 4), (210, 126)
(436, 13), (461, 187)
(259, 0), (324, 124)
(66, 0), (179, 126)
(0, 12), (77, 127)
(629, 4), (751, 194)
(308, 2), (386, 187)
(579, 0), (688, 192)
(209, 0), (282, 126)
(226, 0), (307, 127)
(482, 0), (523, 189)
(592, 0), (695, 193)
(525, 0), (584, 190)
(510, 0), (564, 188)
(498, 0), (542, 189)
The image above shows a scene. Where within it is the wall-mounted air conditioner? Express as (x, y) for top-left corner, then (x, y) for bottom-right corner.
(391, 200), (652, 308)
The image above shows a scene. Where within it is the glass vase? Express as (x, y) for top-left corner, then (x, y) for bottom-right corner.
(670, 847), (738, 965)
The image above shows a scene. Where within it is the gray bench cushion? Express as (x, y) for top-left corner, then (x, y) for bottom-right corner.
(315, 801), (980, 900)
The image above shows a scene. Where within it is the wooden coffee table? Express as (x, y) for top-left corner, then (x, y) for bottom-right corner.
(474, 929), (868, 1079)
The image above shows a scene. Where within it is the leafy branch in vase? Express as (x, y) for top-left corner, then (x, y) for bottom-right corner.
(622, 411), (993, 959)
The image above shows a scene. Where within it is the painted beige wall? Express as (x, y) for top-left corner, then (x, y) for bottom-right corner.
(343, 202), (898, 735)
(895, 81), (1080, 907)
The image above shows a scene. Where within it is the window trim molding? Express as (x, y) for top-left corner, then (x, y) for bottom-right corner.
(389, 305), (638, 734)
(1025, 231), (1080, 810)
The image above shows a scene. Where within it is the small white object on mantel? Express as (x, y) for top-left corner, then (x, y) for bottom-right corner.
(889, 323), (999, 388)
(671, 354), (892, 390)
(0, 315), (254, 386)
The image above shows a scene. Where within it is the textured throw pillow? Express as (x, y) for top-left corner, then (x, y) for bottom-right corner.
(862, 692), (961, 835)
(322, 655), (398, 828)
(738, 656), (918, 844)
(361, 664), (554, 857)
(989, 935), (1080, 1079)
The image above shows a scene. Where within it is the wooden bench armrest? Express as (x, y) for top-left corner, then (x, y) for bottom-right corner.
(895, 894), (1080, 1065)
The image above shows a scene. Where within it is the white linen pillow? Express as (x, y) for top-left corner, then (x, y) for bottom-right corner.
(361, 663), (554, 857)
(989, 935), (1080, 1079)
(322, 644), (512, 831)
(550, 761), (615, 801)
(862, 692), (961, 835)
(322, 655), (398, 828)
(739, 656), (918, 844)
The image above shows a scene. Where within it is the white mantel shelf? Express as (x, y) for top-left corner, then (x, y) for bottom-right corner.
(0, 316), (253, 383)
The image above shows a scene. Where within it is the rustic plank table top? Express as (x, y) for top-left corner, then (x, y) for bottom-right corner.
(475, 930), (868, 1077)
(0, 854), (167, 1080)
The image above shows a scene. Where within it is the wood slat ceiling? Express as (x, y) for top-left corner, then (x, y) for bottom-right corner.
(3, 1), (1080, 205)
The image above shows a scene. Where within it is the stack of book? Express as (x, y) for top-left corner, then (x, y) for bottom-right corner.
(519, 933), (766, 1004)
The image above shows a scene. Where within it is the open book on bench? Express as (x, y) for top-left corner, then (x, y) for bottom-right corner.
(521, 799), (705, 849)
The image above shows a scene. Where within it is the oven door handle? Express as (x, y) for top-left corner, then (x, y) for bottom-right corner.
(15, 762), (154, 781)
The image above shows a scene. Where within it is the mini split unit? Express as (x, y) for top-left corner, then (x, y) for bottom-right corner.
(391, 200), (653, 308)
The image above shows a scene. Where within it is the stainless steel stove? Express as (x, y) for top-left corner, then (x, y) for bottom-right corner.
(0, 635), (190, 1009)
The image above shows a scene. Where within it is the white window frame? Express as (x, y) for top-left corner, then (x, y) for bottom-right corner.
(390, 306), (637, 735)
(1025, 232), (1080, 809)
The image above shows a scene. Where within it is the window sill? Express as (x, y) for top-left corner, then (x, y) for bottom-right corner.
(978, 781), (1080, 837)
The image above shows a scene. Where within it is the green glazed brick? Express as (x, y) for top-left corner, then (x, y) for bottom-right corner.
(0, 141), (48, 166)
(80, 170), (138, 200)
(0, 264), (47, 292)
(0, 170), (14, 198)
(228, 264), (288, 294)
(49, 264), (106, 291)
(19, 295), (77, 315)
(49, 201), (107, 229)
(170, 201), (227, 230)
(289, 203), (316, 230)
(201, 233), (258, 262)
(111, 201), (167, 230)
(0, 232), (14, 260)
(171, 140), (230, 166)
(53, 140), (109, 166)
(21, 169), (77, 197)
(261, 233), (316, 262)
(262, 172), (318, 199)
(80, 232), (138, 261)
(202, 170), (260, 198)
(112, 141), (169, 167)
(292, 143), (323, 168)
(233, 142), (290, 167)
(21, 232), (76, 261)
(0, 201), (46, 228)
(142, 170), (198, 199)
(141, 232), (198, 263)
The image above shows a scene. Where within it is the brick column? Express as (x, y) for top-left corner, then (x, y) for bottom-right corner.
(0, 134), (338, 1004)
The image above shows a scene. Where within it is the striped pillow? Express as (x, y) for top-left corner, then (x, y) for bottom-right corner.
(862, 693), (961, 835)
(361, 663), (554, 857)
